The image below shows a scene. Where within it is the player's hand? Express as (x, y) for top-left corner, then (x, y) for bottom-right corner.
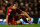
(28, 17), (31, 21)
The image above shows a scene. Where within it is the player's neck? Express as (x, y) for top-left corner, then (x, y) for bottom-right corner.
(12, 6), (16, 10)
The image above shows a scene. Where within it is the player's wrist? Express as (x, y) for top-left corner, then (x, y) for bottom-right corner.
(28, 17), (31, 21)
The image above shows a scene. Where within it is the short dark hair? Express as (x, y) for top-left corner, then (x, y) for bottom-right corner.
(12, 2), (18, 5)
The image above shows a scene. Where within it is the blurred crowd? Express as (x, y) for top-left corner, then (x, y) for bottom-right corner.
(0, 0), (40, 23)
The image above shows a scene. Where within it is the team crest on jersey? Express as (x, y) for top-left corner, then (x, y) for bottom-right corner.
(9, 9), (12, 12)
(8, 13), (10, 15)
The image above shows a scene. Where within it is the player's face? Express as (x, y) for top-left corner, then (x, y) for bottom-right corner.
(14, 3), (18, 9)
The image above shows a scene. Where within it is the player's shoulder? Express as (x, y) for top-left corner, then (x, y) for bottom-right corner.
(7, 6), (12, 10)
(16, 8), (22, 11)
(7, 6), (13, 12)
(16, 8), (20, 10)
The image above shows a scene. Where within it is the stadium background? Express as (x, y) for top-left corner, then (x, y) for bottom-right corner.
(0, 0), (40, 24)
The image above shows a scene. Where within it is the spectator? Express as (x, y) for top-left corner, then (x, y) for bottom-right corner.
(3, 0), (8, 3)
(30, 0), (34, 3)
(28, 7), (32, 15)
(12, 0), (15, 2)
(19, 0), (23, 3)
(37, 0), (40, 11)
(39, 11), (40, 15)
(31, 11), (34, 15)
(0, 6), (2, 10)
(34, 0), (37, 3)
(31, 3), (35, 11)
(29, 1), (31, 7)
(25, 2), (28, 12)
(30, 3), (33, 8)
(9, 0), (13, 5)
(37, 0), (40, 15)
(34, 3), (37, 7)
(34, 7), (38, 15)
(35, 7), (37, 11)
(0, 1), (3, 6)
(0, 6), (3, 14)
(19, 2), (25, 11)
(18, 0), (23, 6)
(29, 7), (32, 11)
(35, 11), (38, 15)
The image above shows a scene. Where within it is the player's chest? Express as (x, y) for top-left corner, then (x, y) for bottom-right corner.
(9, 9), (17, 14)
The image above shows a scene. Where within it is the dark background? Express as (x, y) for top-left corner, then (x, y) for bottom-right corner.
(0, 0), (40, 24)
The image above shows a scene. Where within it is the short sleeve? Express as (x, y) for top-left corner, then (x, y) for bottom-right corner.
(6, 9), (10, 16)
(6, 7), (12, 16)
(16, 9), (22, 13)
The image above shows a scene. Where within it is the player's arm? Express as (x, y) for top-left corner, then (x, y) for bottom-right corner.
(6, 15), (9, 25)
(17, 9), (31, 21)
(6, 8), (10, 25)
(21, 11), (31, 21)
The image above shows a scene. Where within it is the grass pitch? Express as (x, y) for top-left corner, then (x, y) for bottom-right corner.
(0, 24), (40, 27)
